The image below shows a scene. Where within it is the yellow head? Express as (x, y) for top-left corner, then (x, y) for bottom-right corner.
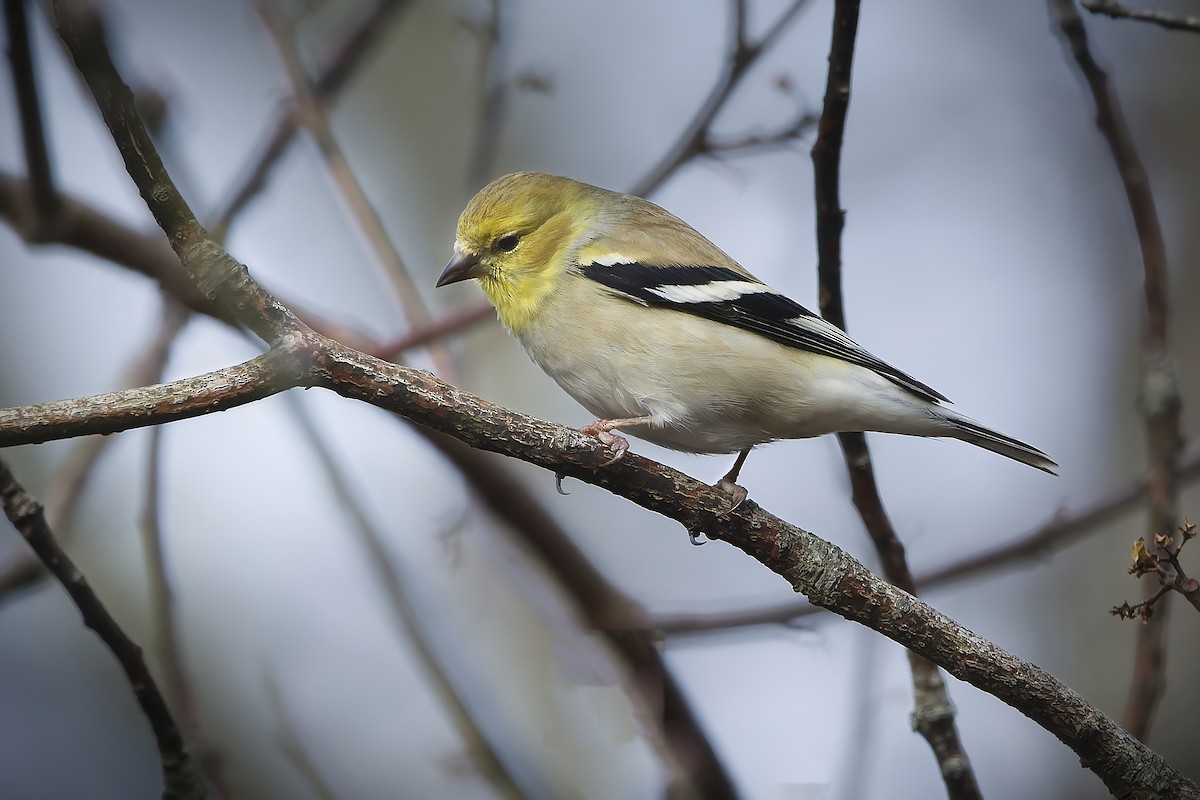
(437, 172), (600, 332)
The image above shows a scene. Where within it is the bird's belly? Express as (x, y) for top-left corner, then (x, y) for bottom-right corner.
(519, 327), (774, 454)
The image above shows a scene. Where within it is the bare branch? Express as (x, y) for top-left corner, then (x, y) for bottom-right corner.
(0, 348), (304, 446)
(650, 441), (1200, 633)
(1048, 0), (1183, 743)
(1083, 0), (1200, 34)
(630, 0), (816, 198)
(256, 3), (456, 378)
(140, 320), (236, 798)
(811, 1), (979, 795)
(209, 0), (411, 239)
(466, 0), (509, 185)
(4, 0), (60, 236)
(0, 299), (189, 600)
(0, 458), (206, 800)
(282, 396), (525, 798)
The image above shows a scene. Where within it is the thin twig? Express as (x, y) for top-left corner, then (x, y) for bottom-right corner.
(1083, 0), (1200, 34)
(0, 458), (206, 800)
(629, 0), (815, 198)
(209, 0), (411, 239)
(257, 3), (456, 379)
(810, 2), (980, 796)
(4, 0), (60, 237)
(1048, 0), (1182, 744)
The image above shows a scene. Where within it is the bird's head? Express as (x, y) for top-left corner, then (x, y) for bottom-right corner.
(437, 172), (596, 331)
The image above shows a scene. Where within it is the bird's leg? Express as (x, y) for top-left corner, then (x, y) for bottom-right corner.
(716, 447), (752, 511)
(580, 416), (654, 466)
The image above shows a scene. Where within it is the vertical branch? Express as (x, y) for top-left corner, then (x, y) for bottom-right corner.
(810, 3), (982, 797)
(466, 0), (508, 185)
(139, 302), (235, 798)
(1048, 0), (1181, 742)
(0, 458), (206, 800)
(5, 0), (60, 236)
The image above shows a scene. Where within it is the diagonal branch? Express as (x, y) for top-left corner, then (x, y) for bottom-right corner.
(811, 2), (980, 797)
(0, 458), (205, 800)
(1083, 0), (1200, 34)
(209, 0), (411, 239)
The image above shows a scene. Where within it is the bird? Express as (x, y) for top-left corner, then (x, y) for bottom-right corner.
(436, 171), (1056, 504)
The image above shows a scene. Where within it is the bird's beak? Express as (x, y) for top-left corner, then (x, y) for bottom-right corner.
(436, 249), (485, 287)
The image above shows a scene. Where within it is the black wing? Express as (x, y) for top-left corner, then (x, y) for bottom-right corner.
(579, 261), (949, 404)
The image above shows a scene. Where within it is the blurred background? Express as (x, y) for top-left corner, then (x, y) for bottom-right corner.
(2, 0), (1199, 797)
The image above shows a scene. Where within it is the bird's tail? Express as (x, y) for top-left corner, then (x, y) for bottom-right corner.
(941, 411), (1058, 475)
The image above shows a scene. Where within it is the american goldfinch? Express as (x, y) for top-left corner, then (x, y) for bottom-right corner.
(437, 172), (1056, 501)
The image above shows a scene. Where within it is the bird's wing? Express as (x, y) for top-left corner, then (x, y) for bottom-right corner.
(578, 260), (949, 404)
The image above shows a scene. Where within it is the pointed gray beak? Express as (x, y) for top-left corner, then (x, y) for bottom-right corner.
(436, 249), (485, 287)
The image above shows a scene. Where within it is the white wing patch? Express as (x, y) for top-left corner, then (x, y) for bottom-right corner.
(589, 252), (636, 267)
(648, 281), (777, 304)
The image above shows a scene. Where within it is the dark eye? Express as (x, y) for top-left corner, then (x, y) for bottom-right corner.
(495, 234), (521, 253)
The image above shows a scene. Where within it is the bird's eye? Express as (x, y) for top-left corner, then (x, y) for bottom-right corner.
(495, 234), (521, 253)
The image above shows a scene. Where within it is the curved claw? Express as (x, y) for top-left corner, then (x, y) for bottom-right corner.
(554, 473), (571, 496)
(689, 530), (708, 546)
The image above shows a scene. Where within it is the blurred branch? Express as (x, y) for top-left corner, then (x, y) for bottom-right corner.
(630, 0), (816, 197)
(209, 0), (411, 239)
(139, 305), (236, 799)
(1083, 0), (1200, 34)
(35, 1), (1200, 795)
(368, 301), (495, 360)
(1114, 522), (1200, 620)
(257, 3), (456, 379)
(0, 299), (189, 601)
(281, 395), (526, 798)
(4, 0), (60, 238)
(264, 676), (342, 800)
(417, 431), (735, 797)
(0, 458), (206, 800)
(1049, 0), (1183, 743)
(810, 2), (980, 797)
(649, 441), (1200, 633)
(466, 0), (509, 185)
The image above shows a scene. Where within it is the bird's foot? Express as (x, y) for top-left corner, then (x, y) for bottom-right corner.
(580, 419), (638, 466)
(715, 479), (749, 514)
